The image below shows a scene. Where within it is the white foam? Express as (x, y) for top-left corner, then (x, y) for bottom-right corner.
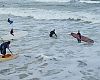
(24, 0), (70, 2)
(0, 2), (100, 80)
(80, 0), (100, 3)
(0, 8), (100, 23)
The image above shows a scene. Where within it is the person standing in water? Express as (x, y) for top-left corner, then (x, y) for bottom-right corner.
(49, 29), (57, 38)
(77, 30), (81, 43)
(10, 28), (14, 36)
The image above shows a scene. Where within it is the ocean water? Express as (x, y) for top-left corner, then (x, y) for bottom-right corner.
(0, 0), (100, 80)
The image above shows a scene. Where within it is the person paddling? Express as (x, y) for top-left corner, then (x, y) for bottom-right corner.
(10, 28), (14, 36)
(8, 18), (13, 24)
(0, 41), (11, 58)
(77, 30), (81, 43)
(49, 29), (57, 38)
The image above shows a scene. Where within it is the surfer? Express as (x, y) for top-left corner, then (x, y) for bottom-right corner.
(77, 30), (81, 43)
(0, 41), (11, 58)
(8, 18), (13, 24)
(10, 28), (14, 36)
(49, 29), (57, 38)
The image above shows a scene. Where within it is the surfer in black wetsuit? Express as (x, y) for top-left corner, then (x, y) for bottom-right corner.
(77, 30), (81, 43)
(8, 18), (13, 24)
(49, 29), (57, 38)
(10, 28), (14, 36)
(0, 41), (10, 58)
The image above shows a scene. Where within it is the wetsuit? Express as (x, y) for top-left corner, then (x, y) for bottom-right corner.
(77, 32), (81, 43)
(10, 29), (14, 36)
(0, 42), (10, 56)
(8, 18), (13, 24)
(49, 30), (57, 37)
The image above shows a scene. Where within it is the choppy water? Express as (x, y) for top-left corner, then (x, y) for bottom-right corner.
(0, 0), (100, 80)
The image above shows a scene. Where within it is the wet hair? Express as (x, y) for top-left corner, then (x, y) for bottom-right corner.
(53, 29), (55, 31)
(7, 41), (10, 44)
(78, 30), (80, 33)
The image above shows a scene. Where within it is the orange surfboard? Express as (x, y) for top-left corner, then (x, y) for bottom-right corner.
(0, 53), (18, 62)
(71, 32), (94, 43)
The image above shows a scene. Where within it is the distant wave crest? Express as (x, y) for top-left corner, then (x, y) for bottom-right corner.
(0, 7), (99, 23)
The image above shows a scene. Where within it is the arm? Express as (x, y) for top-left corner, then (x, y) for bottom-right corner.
(7, 44), (13, 54)
(55, 33), (57, 37)
(7, 44), (9, 49)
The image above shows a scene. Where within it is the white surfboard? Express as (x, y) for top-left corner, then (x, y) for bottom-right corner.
(1, 31), (28, 40)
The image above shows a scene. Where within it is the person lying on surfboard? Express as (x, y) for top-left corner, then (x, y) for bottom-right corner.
(8, 18), (13, 24)
(10, 28), (14, 36)
(77, 30), (81, 43)
(49, 29), (57, 38)
(0, 41), (11, 58)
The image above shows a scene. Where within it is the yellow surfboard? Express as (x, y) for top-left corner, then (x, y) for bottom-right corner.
(0, 53), (18, 62)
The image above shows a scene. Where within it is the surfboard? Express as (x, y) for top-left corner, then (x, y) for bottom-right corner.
(0, 53), (18, 62)
(71, 32), (94, 43)
(1, 31), (28, 41)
